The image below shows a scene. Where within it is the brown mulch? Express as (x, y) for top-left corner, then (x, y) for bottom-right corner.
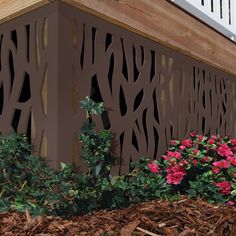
(1, 197), (236, 236)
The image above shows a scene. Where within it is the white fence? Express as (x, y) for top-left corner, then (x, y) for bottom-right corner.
(171, 0), (236, 41)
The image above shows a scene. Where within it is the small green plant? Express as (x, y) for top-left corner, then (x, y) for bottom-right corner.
(79, 98), (171, 209)
(80, 96), (116, 181)
(50, 162), (93, 218)
(79, 97), (117, 210)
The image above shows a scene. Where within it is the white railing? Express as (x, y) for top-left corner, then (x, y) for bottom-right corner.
(171, 0), (236, 41)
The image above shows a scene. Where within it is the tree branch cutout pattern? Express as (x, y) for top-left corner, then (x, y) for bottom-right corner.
(0, 13), (50, 159)
(67, 6), (236, 174)
(0, 3), (236, 174)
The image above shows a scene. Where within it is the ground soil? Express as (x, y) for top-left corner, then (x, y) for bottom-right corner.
(1, 196), (236, 236)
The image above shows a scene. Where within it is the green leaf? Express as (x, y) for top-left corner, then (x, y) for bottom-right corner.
(80, 122), (95, 133)
(231, 190), (236, 196)
(187, 189), (197, 198)
(60, 162), (66, 171)
(80, 97), (104, 115)
(95, 165), (102, 177)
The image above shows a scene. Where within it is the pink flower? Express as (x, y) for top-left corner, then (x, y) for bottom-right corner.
(202, 156), (210, 162)
(213, 161), (219, 166)
(148, 162), (159, 174)
(166, 172), (185, 185)
(213, 160), (230, 169)
(181, 139), (192, 147)
(180, 145), (186, 150)
(166, 165), (186, 185)
(189, 156), (194, 161)
(193, 149), (199, 155)
(227, 200), (235, 206)
(214, 181), (231, 195)
(166, 166), (172, 173)
(208, 139), (215, 145)
(211, 135), (217, 140)
(212, 166), (220, 174)
(180, 160), (188, 166)
(171, 165), (186, 173)
(167, 151), (182, 159)
(192, 160), (198, 166)
(217, 144), (233, 157)
(233, 147), (236, 153)
(231, 157), (236, 166)
(197, 135), (204, 142)
(162, 155), (169, 161)
(170, 140), (177, 145)
(225, 150), (233, 157)
(231, 138), (236, 145)
(220, 160), (230, 168)
(190, 132), (197, 137)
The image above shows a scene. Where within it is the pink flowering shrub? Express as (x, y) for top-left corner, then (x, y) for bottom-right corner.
(148, 133), (236, 206)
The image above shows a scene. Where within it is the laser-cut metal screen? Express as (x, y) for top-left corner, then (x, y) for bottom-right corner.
(0, 2), (236, 174)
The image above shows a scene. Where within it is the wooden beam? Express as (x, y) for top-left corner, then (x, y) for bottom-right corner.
(0, 0), (51, 24)
(62, 0), (236, 76)
(1, 0), (235, 76)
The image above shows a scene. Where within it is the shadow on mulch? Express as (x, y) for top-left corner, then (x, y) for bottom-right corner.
(1, 196), (236, 236)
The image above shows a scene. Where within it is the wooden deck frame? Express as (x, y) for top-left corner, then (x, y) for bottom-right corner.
(0, 0), (51, 24)
(62, 0), (236, 77)
(1, 0), (236, 76)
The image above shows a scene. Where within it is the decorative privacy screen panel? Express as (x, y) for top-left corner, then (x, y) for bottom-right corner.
(0, 2), (236, 174)
(0, 5), (58, 167)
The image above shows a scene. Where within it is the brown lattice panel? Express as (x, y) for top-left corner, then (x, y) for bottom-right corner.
(0, 2), (236, 174)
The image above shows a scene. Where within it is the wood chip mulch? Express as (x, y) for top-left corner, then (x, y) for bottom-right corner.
(1, 196), (236, 236)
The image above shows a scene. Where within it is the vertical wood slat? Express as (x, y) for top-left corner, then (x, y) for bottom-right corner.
(231, 0), (236, 29)
(212, 0), (220, 19)
(204, 0), (212, 13)
(222, 0), (230, 25)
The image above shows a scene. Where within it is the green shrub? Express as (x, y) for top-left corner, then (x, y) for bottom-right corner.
(1, 98), (235, 219)
(79, 97), (172, 209)
(0, 133), (57, 215)
(49, 163), (93, 218)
